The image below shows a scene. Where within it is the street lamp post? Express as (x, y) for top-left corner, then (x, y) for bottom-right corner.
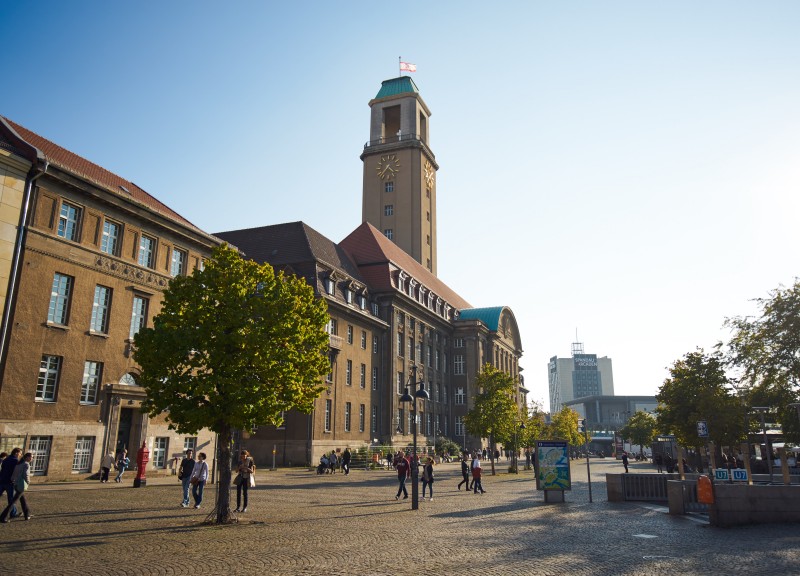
(752, 407), (773, 483)
(399, 364), (429, 510)
(514, 423), (526, 474)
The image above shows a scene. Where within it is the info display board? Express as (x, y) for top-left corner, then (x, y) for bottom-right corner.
(535, 440), (571, 491)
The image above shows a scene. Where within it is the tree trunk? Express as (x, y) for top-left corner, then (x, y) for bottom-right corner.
(489, 432), (496, 476)
(214, 424), (233, 524)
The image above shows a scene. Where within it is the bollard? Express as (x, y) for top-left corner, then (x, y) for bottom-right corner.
(133, 441), (149, 488)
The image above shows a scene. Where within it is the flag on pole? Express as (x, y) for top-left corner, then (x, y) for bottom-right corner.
(400, 61), (417, 73)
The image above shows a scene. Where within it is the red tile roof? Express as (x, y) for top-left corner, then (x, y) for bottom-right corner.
(340, 222), (472, 310)
(1, 117), (202, 233)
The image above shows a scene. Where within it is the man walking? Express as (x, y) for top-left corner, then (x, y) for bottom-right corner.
(178, 449), (195, 508)
(395, 454), (409, 500)
(0, 449), (21, 519)
(622, 451), (629, 473)
(0, 452), (33, 522)
(341, 448), (351, 476)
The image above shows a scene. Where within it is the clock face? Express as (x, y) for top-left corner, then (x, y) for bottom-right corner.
(376, 154), (400, 180)
(424, 160), (435, 190)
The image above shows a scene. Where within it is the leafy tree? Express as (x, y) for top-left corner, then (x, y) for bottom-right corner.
(134, 244), (330, 524)
(656, 349), (746, 451)
(724, 279), (800, 443)
(619, 411), (658, 457)
(463, 364), (519, 475)
(549, 407), (585, 447)
(434, 437), (463, 459)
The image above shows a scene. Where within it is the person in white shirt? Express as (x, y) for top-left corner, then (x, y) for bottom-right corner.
(190, 452), (209, 509)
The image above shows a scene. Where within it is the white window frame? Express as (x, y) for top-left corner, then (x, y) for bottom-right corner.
(359, 404), (365, 432)
(72, 436), (94, 472)
(384, 229), (393, 240)
(384, 204), (394, 216)
(138, 234), (156, 268)
(346, 360), (352, 385)
(455, 387), (466, 405)
(90, 285), (112, 333)
(372, 366), (377, 390)
(100, 219), (121, 255)
(372, 405), (377, 433)
(81, 361), (102, 404)
(345, 402), (351, 432)
(37, 355), (61, 402)
(360, 363), (366, 388)
(454, 354), (465, 375)
(455, 416), (465, 437)
(171, 247), (187, 277)
(152, 437), (169, 468)
(129, 295), (148, 340)
(57, 201), (81, 241)
(325, 399), (332, 432)
(29, 436), (51, 475)
(347, 325), (353, 344)
(48, 273), (72, 325)
(361, 330), (367, 349)
(183, 437), (197, 453)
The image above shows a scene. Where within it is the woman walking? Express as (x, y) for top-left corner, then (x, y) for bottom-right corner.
(99, 452), (115, 483)
(114, 450), (130, 483)
(190, 452), (209, 509)
(234, 450), (256, 513)
(178, 449), (195, 508)
(421, 457), (435, 501)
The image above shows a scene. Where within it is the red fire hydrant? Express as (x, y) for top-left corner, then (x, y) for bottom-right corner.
(133, 441), (149, 488)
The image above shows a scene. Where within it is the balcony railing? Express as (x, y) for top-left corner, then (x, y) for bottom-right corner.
(364, 133), (425, 148)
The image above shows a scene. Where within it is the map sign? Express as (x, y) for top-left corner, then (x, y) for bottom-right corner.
(536, 441), (571, 491)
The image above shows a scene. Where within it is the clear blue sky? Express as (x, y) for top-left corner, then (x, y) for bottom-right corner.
(3, 2), (799, 408)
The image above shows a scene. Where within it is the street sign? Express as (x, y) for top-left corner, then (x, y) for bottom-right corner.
(732, 469), (748, 482)
(714, 469), (729, 481)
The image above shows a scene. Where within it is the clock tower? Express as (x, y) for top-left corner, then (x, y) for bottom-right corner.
(361, 77), (439, 274)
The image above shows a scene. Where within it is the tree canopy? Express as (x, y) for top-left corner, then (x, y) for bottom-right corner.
(656, 349), (745, 448)
(463, 364), (520, 474)
(134, 244), (330, 523)
(547, 406), (585, 447)
(619, 411), (658, 457)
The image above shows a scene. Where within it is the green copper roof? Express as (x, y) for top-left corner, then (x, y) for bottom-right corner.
(457, 307), (504, 331)
(375, 77), (420, 99)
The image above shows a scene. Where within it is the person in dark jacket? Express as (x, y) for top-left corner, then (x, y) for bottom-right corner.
(341, 448), (352, 476)
(421, 457), (435, 500)
(457, 454), (470, 491)
(178, 449), (195, 508)
(0, 448), (21, 519)
(395, 455), (409, 500)
(0, 452), (33, 522)
(621, 452), (629, 473)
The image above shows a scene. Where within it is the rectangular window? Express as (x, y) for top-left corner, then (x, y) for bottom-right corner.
(360, 363), (366, 388)
(138, 234), (156, 268)
(443, 385), (447, 403)
(29, 436), (51, 476)
(90, 285), (112, 333)
(384, 181), (394, 193)
(37, 355), (61, 402)
(184, 437), (197, 453)
(435, 350), (440, 371)
(455, 416), (465, 437)
(443, 352), (448, 374)
(325, 399), (332, 432)
(100, 220), (121, 255)
(129, 295), (149, 340)
(48, 273), (73, 325)
(372, 366), (378, 390)
(344, 289), (353, 304)
(152, 437), (169, 468)
(454, 338), (465, 348)
(326, 318), (338, 335)
(347, 325), (353, 344)
(397, 332), (403, 356)
(171, 248), (187, 276)
(346, 360), (352, 385)
(57, 201), (81, 241)
(371, 302), (379, 316)
(384, 229), (393, 240)
(455, 387), (466, 405)
(359, 404), (365, 432)
(397, 371), (404, 394)
(454, 354), (465, 375)
(408, 337), (413, 360)
(324, 278), (335, 295)
(361, 330), (367, 349)
(81, 361), (102, 404)
(384, 204), (394, 216)
(372, 405), (377, 433)
(344, 402), (351, 432)
(72, 436), (94, 472)
(359, 294), (367, 310)
(427, 345), (432, 367)
(373, 335), (378, 354)
(326, 358), (333, 383)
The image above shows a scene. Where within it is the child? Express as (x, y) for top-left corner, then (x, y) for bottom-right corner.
(472, 461), (485, 494)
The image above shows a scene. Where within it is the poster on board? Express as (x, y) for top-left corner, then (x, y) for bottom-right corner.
(536, 440), (571, 491)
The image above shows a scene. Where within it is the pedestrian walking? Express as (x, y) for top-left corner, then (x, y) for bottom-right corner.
(329, 451), (338, 474)
(421, 457), (434, 500)
(341, 448), (352, 475)
(395, 454), (409, 500)
(457, 454), (470, 491)
(654, 453), (663, 473)
(0, 448), (21, 519)
(190, 452), (209, 509)
(622, 452), (629, 473)
(100, 452), (115, 483)
(114, 450), (130, 483)
(234, 449), (256, 513)
(471, 454), (485, 494)
(0, 452), (33, 522)
(178, 449), (195, 508)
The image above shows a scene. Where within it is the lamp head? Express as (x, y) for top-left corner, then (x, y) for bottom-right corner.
(399, 387), (413, 403)
(415, 382), (430, 400)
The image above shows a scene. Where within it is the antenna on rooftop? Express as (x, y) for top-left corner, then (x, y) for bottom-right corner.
(571, 328), (584, 357)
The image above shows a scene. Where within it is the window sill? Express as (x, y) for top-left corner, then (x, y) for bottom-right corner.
(44, 322), (70, 331)
(35, 398), (56, 404)
(88, 331), (109, 339)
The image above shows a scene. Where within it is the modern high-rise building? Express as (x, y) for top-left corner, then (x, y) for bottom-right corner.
(548, 341), (614, 414)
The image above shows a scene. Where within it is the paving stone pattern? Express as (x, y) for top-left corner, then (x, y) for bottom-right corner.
(0, 458), (797, 575)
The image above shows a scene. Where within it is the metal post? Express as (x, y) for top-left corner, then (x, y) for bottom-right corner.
(753, 407), (773, 483)
(585, 435), (593, 503)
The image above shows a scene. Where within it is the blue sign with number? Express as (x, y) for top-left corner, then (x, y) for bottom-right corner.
(732, 469), (748, 481)
(714, 469), (729, 481)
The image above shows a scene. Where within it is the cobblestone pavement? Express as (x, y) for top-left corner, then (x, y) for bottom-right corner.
(1, 458), (798, 575)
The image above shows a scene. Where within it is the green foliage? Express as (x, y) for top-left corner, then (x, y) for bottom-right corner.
(656, 349), (746, 447)
(435, 437), (463, 458)
(619, 411), (658, 456)
(133, 244), (330, 523)
(463, 364), (520, 447)
(548, 407), (585, 447)
(519, 407), (547, 448)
